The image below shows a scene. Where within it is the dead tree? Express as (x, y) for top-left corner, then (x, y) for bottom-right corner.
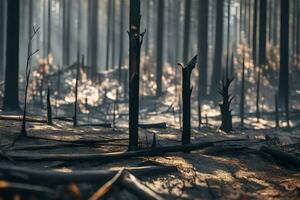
(275, 94), (279, 128)
(128, 0), (145, 151)
(218, 76), (234, 133)
(240, 57), (245, 128)
(73, 55), (80, 127)
(179, 55), (197, 145)
(21, 27), (40, 137)
(256, 68), (261, 122)
(46, 87), (53, 125)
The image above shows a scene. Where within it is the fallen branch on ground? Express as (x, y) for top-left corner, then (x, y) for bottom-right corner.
(78, 123), (112, 128)
(139, 122), (167, 129)
(0, 165), (177, 185)
(0, 115), (47, 123)
(260, 146), (300, 167)
(1, 139), (249, 162)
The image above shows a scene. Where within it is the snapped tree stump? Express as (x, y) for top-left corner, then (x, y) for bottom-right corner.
(218, 76), (234, 132)
(179, 55), (198, 145)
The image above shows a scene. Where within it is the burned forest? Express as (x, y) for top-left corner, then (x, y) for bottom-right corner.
(0, 0), (300, 199)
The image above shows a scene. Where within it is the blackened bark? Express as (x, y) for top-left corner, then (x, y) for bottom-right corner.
(111, 0), (116, 69)
(275, 94), (279, 128)
(3, 0), (20, 111)
(118, 0), (125, 83)
(278, 0), (289, 105)
(47, 0), (51, 56)
(90, 0), (98, 78)
(62, 0), (70, 66)
(256, 69), (261, 121)
(210, 0), (224, 96)
(47, 88), (53, 125)
(144, 0), (150, 56)
(219, 76), (234, 133)
(182, 0), (191, 64)
(128, 0), (143, 151)
(197, 0), (209, 127)
(240, 57), (245, 128)
(0, 0), (4, 80)
(258, 0), (267, 66)
(156, 0), (164, 96)
(73, 55), (80, 127)
(197, 0), (208, 97)
(105, 0), (112, 70)
(252, 0), (258, 65)
(180, 56), (197, 145)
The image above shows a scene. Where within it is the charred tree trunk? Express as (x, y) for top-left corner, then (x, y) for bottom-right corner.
(210, 0), (224, 97)
(240, 57), (245, 128)
(0, 0), (4, 80)
(197, 0), (209, 126)
(128, 0), (144, 151)
(252, 0), (258, 65)
(256, 69), (261, 122)
(73, 55), (80, 127)
(3, 0), (20, 111)
(105, 0), (112, 70)
(118, 0), (125, 85)
(62, 0), (70, 66)
(156, 0), (164, 96)
(182, 0), (191, 64)
(179, 56), (197, 145)
(275, 94), (279, 128)
(278, 0), (290, 106)
(258, 0), (267, 66)
(218, 76), (234, 133)
(111, 0), (116, 69)
(90, 0), (98, 78)
(47, 88), (52, 125)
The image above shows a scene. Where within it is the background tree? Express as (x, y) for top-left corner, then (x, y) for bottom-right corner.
(210, 0), (224, 97)
(182, 0), (191, 64)
(156, 0), (164, 96)
(3, 0), (20, 111)
(278, 0), (290, 105)
(128, 0), (143, 151)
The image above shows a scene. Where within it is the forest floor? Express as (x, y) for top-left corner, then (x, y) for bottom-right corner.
(0, 109), (299, 200)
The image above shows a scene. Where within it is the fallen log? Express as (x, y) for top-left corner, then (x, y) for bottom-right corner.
(0, 115), (47, 123)
(26, 135), (128, 144)
(9, 142), (127, 151)
(139, 122), (167, 129)
(78, 123), (112, 128)
(0, 165), (177, 185)
(0, 180), (56, 195)
(1, 139), (248, 162)
(260, 146), (300, 167)
(52, 116), (73, 122)
(120, 171), (164, 200)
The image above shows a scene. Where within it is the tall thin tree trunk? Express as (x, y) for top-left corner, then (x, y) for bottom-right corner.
(90, 0), (98, 78)
(0, 0), (5, 80)
(118, 0), (125, 83)
(3, 0), (20, 111)
(105, 0), (112, 70)
(182, 0), (191, 64)
(156, 0), (164, 96)
(128, 0), (142, 151)
(210, 0), (224, 96)
(278, 0), (289, 105)
(258, 0), (267, 66)
(62, 0), (70, 66)
(197, 0), (209, 126)
(252, 0), (258, 65)
(111, 0), (116, 69)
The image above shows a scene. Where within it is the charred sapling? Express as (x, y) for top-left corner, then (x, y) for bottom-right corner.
(218, 76), (234, 133)
(240, 57), (245, 128)
(73, 55), (80, 127)
(21, 26), (39, 137)
(179, 55), (198, 145)
(47, 87), (53, 125)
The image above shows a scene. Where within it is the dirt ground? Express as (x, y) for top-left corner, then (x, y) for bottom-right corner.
(0, 112), (299, 200)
